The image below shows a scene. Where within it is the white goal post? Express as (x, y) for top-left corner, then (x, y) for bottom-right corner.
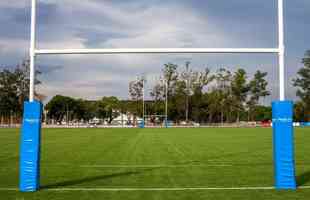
(21, 0), (296, 192)
(28, 0), (286, 102)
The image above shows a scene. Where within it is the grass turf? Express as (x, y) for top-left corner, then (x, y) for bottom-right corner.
(0, 127), (310, 199)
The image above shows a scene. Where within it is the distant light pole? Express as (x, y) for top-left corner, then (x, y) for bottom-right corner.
(142, 76), (145, 121)
(165, 79), (168, 127)
(185, 61), (190, 123)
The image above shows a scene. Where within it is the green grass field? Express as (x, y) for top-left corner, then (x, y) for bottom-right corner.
(0, 127), (310, 200)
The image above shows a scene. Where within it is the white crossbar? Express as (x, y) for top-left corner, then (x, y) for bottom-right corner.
(34, 48), (280, 55)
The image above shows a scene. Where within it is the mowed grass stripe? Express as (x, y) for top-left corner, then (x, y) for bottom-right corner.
(0, 128), (310, 200)
(2, 186), (310, 191)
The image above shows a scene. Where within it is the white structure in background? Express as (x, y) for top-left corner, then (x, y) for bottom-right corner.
(111, 113), (143, 126)
(89, 117), (100, 125)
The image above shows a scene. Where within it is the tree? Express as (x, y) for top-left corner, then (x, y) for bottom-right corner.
(173, 79), (187, 121)
(0, 70), (20, 121)
(73, 99), (89, 121)
(213, 68), (233, 123)
(129, 77), (144, 101)
(190, 68), (214, 122)
(294, 101), (306, 122)
(162, 63), (178, 96)
(150, 78), (165, 115)
(231, 69), (250, 122)
(98, 96), (120, 124)
(129, 77), (145, 117)
(247, 70), (270, 121)
(293, 50), (310, 121)
(0, 60), (43, 123)
(206, 90), (223, 123)
(14, 59), (43, 103)
(45, 95), (77, 124)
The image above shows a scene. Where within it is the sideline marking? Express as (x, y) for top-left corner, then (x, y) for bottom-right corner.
(79, 164), (233, 168)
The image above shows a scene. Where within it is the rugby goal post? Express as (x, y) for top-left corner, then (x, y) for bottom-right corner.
(20, 0), (296, 192)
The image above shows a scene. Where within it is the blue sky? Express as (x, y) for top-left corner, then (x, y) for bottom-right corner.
(0, 0), (309, 103)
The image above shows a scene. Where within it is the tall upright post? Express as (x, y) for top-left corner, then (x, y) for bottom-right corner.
(272, 0), (296, 190)
(20, 0), (42, 192)
(278, 0), (285, 101)
(29, 0), (36, 102)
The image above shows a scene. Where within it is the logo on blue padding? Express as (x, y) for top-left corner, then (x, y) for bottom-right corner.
(272, 118), (293, 123)
(24, 119), (39, 124)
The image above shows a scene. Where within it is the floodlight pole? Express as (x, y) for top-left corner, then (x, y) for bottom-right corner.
(29, 0), (37, 102)
(142, 77), (145, 122)
(165, 79), (168, 126)
(278, 0), (285, 101)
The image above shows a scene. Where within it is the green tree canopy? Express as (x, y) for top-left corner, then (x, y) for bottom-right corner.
(247, 70), (270, 121)
(293, 50), (310, 121)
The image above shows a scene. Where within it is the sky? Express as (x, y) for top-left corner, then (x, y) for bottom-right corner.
(0, 0), (309, 104)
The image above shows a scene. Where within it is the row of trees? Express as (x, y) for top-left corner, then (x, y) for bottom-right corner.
(128, 63), (271, 123)
(46, 64), (273, 124)
(294, 50), (310, 121)
(45, 63), (271, 123)
(45, 96), (122, 124)
(127, 50), (310, 123)
(1, 50), (310, 124)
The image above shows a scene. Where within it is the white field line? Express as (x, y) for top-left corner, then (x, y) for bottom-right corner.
(1, 186), (310, 191)
(79, 164), (233, 168)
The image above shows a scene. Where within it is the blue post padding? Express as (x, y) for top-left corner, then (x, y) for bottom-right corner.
(301, 122), (310, 127)
(272, 101), (296, 190)
(20, 101), (42, 192)
(139, 120), (145, 128)
(164, 120), (168, 128)
(164, 120), (172, 128)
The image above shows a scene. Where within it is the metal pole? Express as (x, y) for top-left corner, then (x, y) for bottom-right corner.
(29, 0), (37, 102)
(185, 62), (190, 123)
(66, 104), (69, 127)
(142, 77), (145, 121)
(278, 0), (285, 101)
(165, 80), (168, 125)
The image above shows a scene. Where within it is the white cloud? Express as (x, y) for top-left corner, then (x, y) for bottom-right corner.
(0, 1), (28, 9)
(41, 0), (275, 49)
(0, 39), (28, 58)
(34, 1), (273, 101)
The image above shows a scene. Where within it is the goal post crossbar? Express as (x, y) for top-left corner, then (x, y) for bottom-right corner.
(34, 48), (280, 55)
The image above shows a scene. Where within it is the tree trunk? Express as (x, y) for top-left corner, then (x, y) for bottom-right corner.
(208, 113), (213, 123)
(236, 111), (240, 123)
(221, 110), (224, 124)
